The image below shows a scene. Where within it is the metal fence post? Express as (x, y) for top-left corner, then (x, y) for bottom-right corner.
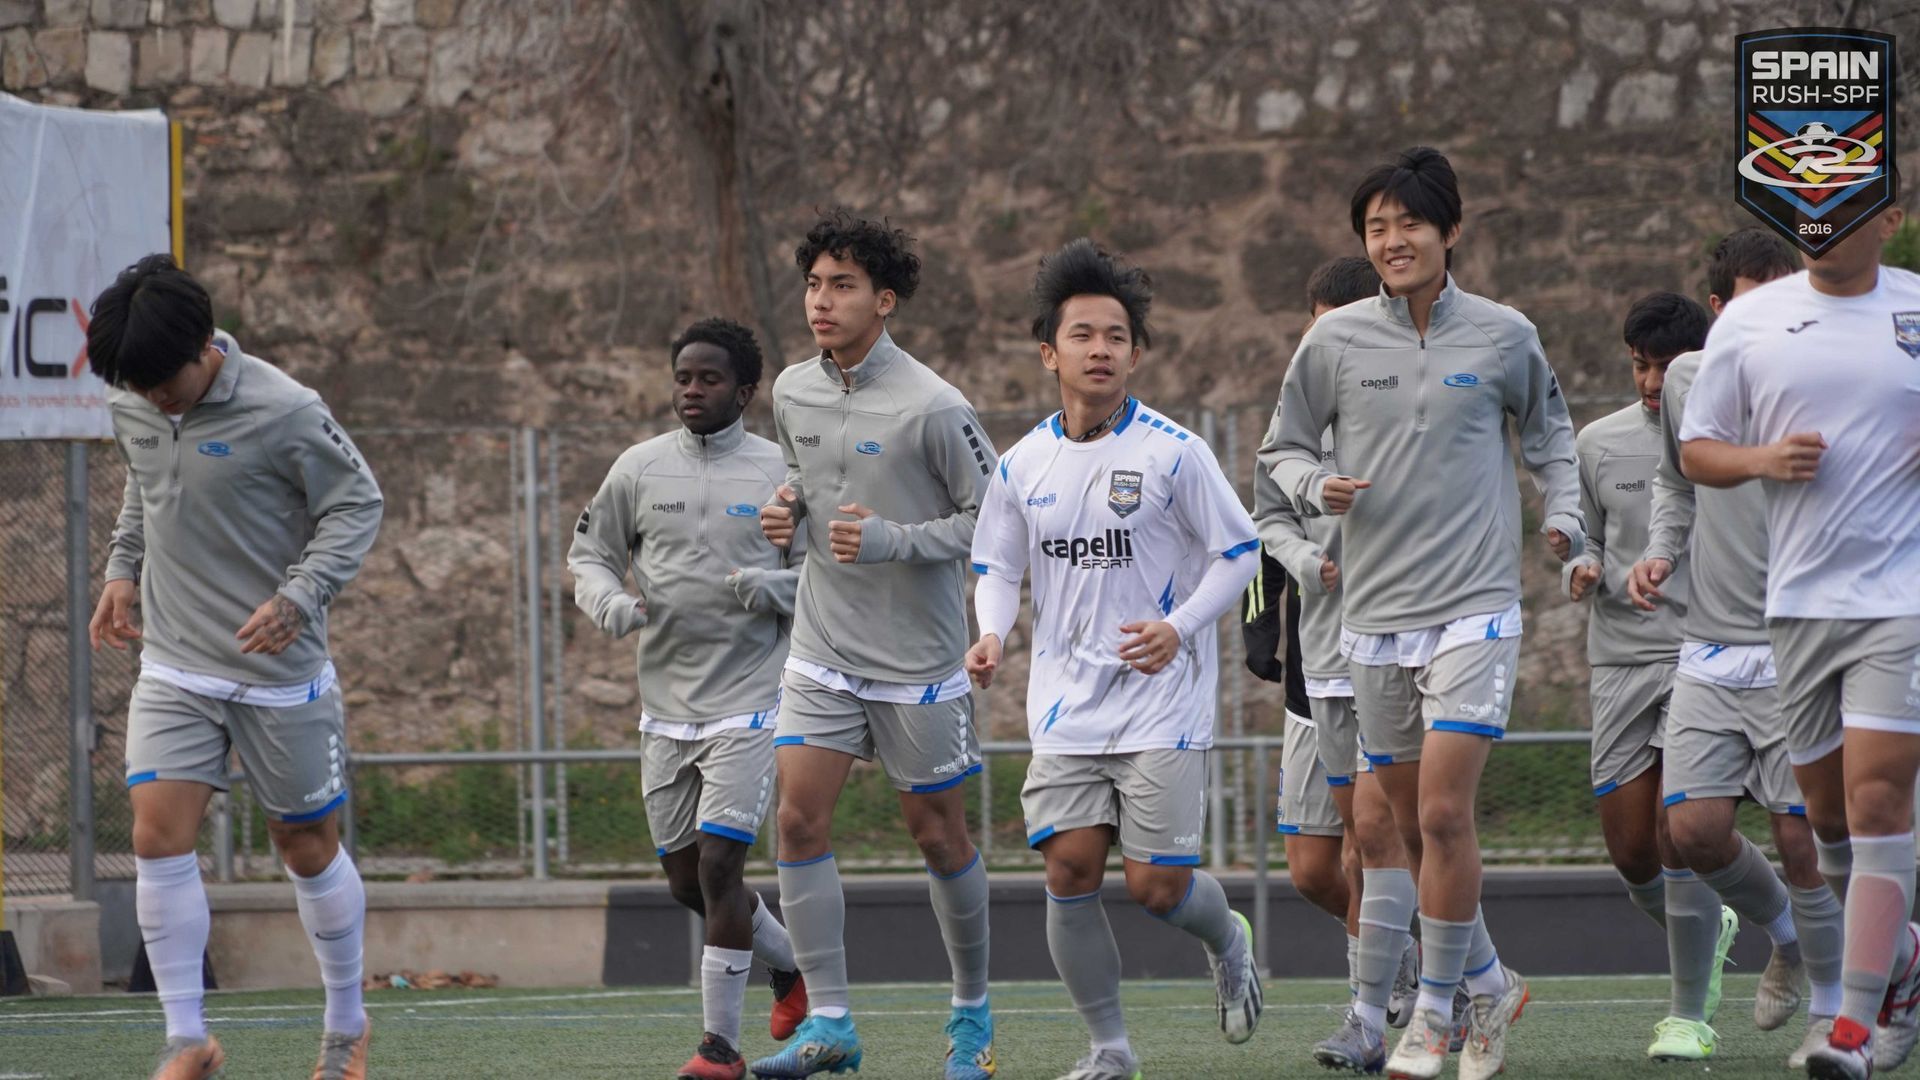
(547, 432), (569, 867)
(523, 427), (549, 880)
(66, 441), (95, 902)
(213, 792), (234, 883)
(1201, 410), (1227, 870)
(1250, 740), (1270, 978)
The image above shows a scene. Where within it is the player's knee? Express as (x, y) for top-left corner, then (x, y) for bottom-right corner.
(131, 817), (196, 859)
(1292, 856), (1346, 914)
(1846, 777), (1914, 835)
(907, 816), (970, 873)
(1418, 795), (1475, 851)
(268, 820), (338, 877)
(776, 802), (830, 855)
(696, 842), (747, 898)
(667, 875), (707, 913)
(1130, 872), (1191, 917)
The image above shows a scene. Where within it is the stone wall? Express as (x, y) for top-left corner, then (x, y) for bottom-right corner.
(2, 0), (1897, 754)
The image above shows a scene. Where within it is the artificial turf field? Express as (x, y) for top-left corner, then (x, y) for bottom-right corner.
(0, 974), (1820, 1079)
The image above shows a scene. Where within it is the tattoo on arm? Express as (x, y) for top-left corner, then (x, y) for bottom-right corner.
(267, 594), (308, 647)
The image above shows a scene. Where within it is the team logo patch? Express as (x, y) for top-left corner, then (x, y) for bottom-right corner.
(1894, 313), (1920, 358)
(1441, 372), (1479, 388)
(196, 441), (231, 457)
(725, 503), (758, 517)
(1107, 469), (1142, 519)
(1735, 28), (1898, 256)
(855, 441), (883, 455)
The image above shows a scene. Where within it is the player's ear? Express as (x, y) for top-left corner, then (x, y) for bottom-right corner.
(737, 382), (758, 409)
(1127, 345), (1141, 372)
(1039, 341), (1060, 374)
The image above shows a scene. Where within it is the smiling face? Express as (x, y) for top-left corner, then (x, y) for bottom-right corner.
(1362, 192), (1458, 299)
(1040, 294), (1140, 400)
(804, 252), (893, 357)
(671, 341), (751, 435)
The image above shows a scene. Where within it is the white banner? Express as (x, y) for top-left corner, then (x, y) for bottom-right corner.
(0, 93), (179, 441)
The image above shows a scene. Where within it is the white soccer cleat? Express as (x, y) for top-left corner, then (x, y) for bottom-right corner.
(1212, 911), (1263, 1044)
(1790, 1016), (1836, 1070)
(1754, 942), (1806, 1031)
(1457, 965), (1528, 1080)
(1875, 923), (1920, 1071)
(1384, 1007), (1450, 1080)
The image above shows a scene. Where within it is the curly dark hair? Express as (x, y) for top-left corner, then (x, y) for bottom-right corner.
(670, 316), (764, 386)
(794, 208), (920, 301)
(1030, 238), (1152, 348)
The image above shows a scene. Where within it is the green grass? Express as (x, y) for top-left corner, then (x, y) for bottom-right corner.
(0, 974), (1818, 1078)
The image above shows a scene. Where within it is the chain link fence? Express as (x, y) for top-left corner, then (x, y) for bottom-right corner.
(7, 399), (1792, 898)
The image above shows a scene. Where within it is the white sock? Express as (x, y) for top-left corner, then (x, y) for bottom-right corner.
(751, 893), (797, 973)
(1464, 962), (1507, 998)
(1354, 1000), (1388, 1033)
(701, 946), (753, 1049)
(812, 1006), (850, 1019)
(1762, 904), (1799, 946)
(952, 993), (988, 1008)
(136, 854), (209, 1042)
(1812, 979), (1843, 1017)
(288, 847), (366, 1037)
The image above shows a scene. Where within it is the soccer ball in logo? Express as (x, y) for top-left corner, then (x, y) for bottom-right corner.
(1796, 121), (1838, 146)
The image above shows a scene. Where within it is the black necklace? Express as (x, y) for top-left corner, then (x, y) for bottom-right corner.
(1067, 399), (1129, 443)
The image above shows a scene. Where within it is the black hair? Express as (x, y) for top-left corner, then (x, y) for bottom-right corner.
(1306, 256), (1382, 311)
(670, 316), (763, 386)
(1349, 146), (1463, 256)
(85, 253), (214, 390)
(1707, 226), (1799, 302)
(794, 208), (920, 301)
(1029, 238), (1153, 348)
(1622, 291), (1710, 361)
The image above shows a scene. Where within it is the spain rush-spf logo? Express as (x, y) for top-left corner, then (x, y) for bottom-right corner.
(1736, 28), (1897, 257)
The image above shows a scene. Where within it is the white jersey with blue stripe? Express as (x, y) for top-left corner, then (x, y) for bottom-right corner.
(971, 398), (1260, 755)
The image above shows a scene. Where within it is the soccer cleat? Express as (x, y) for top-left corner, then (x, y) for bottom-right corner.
(750, 1013), (863, 1078)
(770, 969), (809, 1041)
(1704, 905), (1739, 1022)
(1053, 1047), (1144, 1080)
(1755, 942), (1806, 1031)
(150, 1036), (225, 1080)
(944, 1001), (996, 1079)
(1447, 985), (1470, 1053)
(1312, 1007), (1386, 1073)
(1383, 1007), (1450, 1080)
(1644, 1015), (1716, 1061)
(1791, 1017), (1838, 1070)
(1212, 910), (1263, 1044)
(1875, 923), (1920, 1072)
(1457, 965), (1528, 1080)
(1386, 937), (1420, 1029)
(1807, 1015), (1874, 1080)
(310, 1018), (370, 1080)
(679, 1033), (747, 1080)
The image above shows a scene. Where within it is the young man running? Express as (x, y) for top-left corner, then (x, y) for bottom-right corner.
(1565, 291), (1749, 1060)
(1248, 256), (1425, 1072)
(753, 211), (996, 1080)
(1630, 228), (1841, 1070)
(1680, 204), (1920, 1080)
(967, 237), (1262, 1080)
(1260, 147), (1585, 1080)
(569, 318), (808, 1079)
(86, 255), (384, 1080)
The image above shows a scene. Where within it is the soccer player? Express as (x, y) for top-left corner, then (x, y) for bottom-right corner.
(1260, 147), (1585, 1080)
(1565, 291), (1749, 1060)
(1247, 255), (1424, 1072)
(751, 211), (997, 1080)
(1629, 228), (1842, 1070)
(1679, 203), (1920, 1080)
(85, 255), (384, 1080)
(967, 238), (1263, 1080)
(569, 317), (808, 1080)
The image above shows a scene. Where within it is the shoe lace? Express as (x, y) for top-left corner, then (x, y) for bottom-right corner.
(313, 1031), (359, 1077)
(945, 1009), (989, 1053)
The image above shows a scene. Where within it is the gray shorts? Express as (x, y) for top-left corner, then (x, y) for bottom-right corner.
(1662, 676), (1804, 815)
(775, 669), (981, 793)
(1589, 661), (1673, 793)
(642, 726), (776, 856)
(1309, 694), (1361, 783)
(1349, 637), (1523, 765)
(124, 677), (348, 823)
(1771, 617), (1920, 766)
(1022, 748), (1206, 865)
(1277, 712), (1343, 837)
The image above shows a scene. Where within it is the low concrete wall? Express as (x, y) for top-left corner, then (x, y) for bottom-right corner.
(2, 896), (103, 994)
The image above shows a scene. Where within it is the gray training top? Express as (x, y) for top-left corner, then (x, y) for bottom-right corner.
(1251, 409), (1346, 680)
(1259, 277), (1585, 634)
(1642, 350), (1770, 646)
(105, 332), (384, 685)
(568, 417), (800, 725)
(1563, 401), (1689, 667)
(770, 328), (995, 685)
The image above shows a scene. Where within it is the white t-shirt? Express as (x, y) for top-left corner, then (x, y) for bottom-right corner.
(140, 658), (337, 708)
(782, 656), (971, 705)
(1339, 600), (1524, 669)
(639, 705), (779, 741)
(1675, 641), (1777, 690)
(1682, 268), (1920, 620)
(970, 399), (1259, 754)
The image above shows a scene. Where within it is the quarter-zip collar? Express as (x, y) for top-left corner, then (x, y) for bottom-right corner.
(818, 326), (902, 389)
(677, 415), (746, 459)
(198, 331), (243, 407)
(1375, 273), (1461, 334)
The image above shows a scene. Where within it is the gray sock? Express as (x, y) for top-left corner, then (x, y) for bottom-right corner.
(1700, 835), (1792, 936)
(1839, 834), (1917, 1029)
(1463, 906), (1504, 996)
(1415, 914), (1474, 1016)
(928, 850), (991, 1004)
(776, 853), (850, 1013)
(1665, 867), (1720, 1022)
(751, 892), (797, 973)
(1815, 835), (1852, 903)
(1621, 870), (1668, 929)
(1356, 868), (1417, 1016)
(1347, 933), (1361, 997)
(1048, 889), (1130, 1051)
(1791, 883), (1845, 1016)
(1156, 870), (1244, 968)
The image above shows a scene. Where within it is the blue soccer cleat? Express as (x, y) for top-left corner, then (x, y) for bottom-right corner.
(944, 1000), (996, 1079)
(750, 1013), (863, 1078)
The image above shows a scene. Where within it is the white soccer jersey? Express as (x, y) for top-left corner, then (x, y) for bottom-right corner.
(1683, 268), (1920, 619)
(971, 398), (1260, 754)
